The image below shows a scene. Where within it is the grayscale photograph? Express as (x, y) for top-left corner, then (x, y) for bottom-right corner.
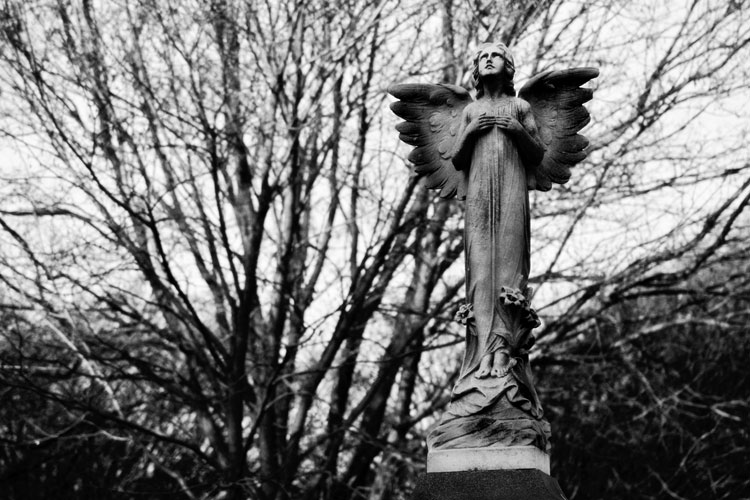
(1, 1), (748, 499)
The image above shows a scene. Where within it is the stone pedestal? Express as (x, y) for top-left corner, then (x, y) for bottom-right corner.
(427, 446), (549, 474)
(412, 469), (567, 500)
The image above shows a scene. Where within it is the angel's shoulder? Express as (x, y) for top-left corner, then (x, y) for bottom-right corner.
(514, 96), (532, 112)
(460, 100), (481, 119)
(513, 97), (536, 120)
(463, 100), (479, 112)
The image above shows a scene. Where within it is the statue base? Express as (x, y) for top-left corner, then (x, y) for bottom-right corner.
(411, 469), (567, 500)
(427, 446), (549, 474)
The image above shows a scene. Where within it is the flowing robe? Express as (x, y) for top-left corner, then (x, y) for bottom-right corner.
(427, 95), (549, 451)
(458, 96), (531, 378)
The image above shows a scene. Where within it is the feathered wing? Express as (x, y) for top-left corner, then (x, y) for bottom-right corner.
(518, 67), (599, 191)
(388, 83), (473, 199)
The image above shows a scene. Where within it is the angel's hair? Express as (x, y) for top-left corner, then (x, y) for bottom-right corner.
(473, 42), (515, 98)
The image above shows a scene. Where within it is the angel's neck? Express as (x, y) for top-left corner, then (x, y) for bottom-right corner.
(480, 79), (509, 100)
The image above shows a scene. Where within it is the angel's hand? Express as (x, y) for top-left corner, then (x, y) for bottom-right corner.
(495, 115), (524, 135)
(467, 113), (497, 136)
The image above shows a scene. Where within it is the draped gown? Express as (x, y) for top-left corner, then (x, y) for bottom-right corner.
(460, 96), (530, 377)
(428, 95), (549, 451)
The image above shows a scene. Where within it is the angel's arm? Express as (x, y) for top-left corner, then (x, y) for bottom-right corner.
(449, 107), (473, 171)
(498, 100), (545, 167)
(518, 102), (545, 166)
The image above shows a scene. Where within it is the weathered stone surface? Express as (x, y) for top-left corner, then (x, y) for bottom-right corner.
(412, 469), (567, 500)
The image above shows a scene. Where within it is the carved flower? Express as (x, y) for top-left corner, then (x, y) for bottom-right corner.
(454, 303), (474, 325)
(498, 286), (542, 330)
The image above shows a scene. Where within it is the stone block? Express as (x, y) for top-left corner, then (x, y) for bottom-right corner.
(412, 469), (567, 500)
(427, 446), (550, 474)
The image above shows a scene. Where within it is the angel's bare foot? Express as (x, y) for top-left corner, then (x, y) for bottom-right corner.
(490, 351), (516, 377)
(475, 353), (493, 378)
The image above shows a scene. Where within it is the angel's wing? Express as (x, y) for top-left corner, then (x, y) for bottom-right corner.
(518, 67), (599, 191)
(388, 83), (472, 199)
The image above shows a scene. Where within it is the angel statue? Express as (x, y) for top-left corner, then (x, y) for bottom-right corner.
(389, 43), (597, 455)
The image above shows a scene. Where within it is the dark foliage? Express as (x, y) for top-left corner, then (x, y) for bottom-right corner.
(544, 281), (750, 500)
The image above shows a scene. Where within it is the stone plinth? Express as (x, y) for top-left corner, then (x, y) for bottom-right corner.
(412, 469), (567, 500)
(427, 446), (549, 474)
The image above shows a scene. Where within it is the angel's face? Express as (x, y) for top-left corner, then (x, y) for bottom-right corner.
(477, 47), (511, 80)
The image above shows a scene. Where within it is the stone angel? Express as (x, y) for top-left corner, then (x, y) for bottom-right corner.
(388, 43), (598, 452)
